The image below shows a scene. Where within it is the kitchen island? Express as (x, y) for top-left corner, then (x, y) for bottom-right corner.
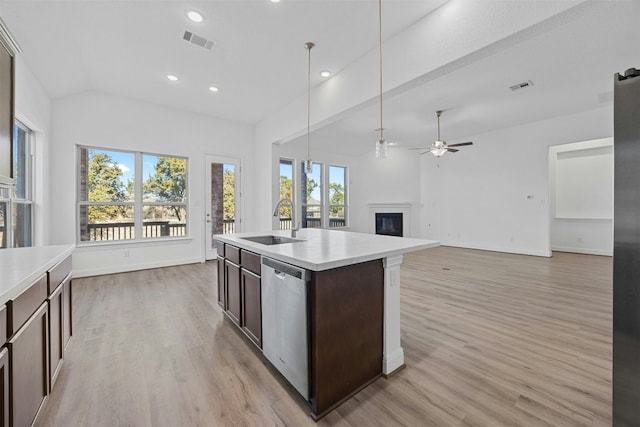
(214, 228), (438, 419)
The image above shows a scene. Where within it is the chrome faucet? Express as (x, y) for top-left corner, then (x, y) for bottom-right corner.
(273, 198), (300, 238)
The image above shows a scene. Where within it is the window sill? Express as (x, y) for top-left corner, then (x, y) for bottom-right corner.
(75, 236), (193, 250)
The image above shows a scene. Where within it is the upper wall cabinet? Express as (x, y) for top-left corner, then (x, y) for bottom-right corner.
(0, 19), (20, 190)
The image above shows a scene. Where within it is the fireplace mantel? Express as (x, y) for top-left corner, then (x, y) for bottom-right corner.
(367, 203), (412, 237)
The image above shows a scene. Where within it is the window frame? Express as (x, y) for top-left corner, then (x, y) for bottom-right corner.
(76, 145), (189, 245)
(327, 164), (348, 229)
(1, 120), (34, 249)
(278, 158), (296, 230)
(280, 158), (348, 230)
(301, 161), (323, 229)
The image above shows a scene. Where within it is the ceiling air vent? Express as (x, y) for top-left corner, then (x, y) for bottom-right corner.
(509, 80), (534, 92)
(183, 30), (214, 50)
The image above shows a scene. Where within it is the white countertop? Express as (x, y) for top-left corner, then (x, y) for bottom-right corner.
(0, 245), (75, 304)
(214, 229), (439, 271)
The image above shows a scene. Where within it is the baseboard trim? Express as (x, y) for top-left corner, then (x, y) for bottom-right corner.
(551, 246), (612, 256)
(73, 257), (202, 278)
(441, 243), (552, 258)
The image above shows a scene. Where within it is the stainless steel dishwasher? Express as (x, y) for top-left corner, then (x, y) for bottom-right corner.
(261, 256), (310, 400)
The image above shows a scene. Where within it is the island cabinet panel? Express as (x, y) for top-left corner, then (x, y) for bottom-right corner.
(8, 301), (49, 427)
(217, 256), (226, 309)
(241, 269), (261, 348)
(225, 260), (242, 326)
(309, 259), (384, 419)
(0, 348), (9, 427)
(48, 282), (64, 391)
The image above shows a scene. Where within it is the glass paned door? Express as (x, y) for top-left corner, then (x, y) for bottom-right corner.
(205, 155), (240, 260)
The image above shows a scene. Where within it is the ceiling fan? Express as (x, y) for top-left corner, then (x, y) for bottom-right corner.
(410, 110), (473, 157)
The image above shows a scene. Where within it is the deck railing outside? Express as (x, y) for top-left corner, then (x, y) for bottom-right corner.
(76, 216), (346, 242)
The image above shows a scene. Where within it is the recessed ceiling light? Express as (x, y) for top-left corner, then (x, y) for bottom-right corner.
(187, 10), (204, 23)
(270, 0), (281, 3)
(320, 70), (331, 78)
(166, 74), (179, 81)
(208, 86), (219, 93)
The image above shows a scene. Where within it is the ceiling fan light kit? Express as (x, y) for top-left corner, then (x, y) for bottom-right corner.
(410, 110), (474, 157)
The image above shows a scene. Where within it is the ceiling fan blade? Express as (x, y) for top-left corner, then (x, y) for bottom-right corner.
(445, 148), (459, 153)
(419, 151), (431, 155)
(446, 142), (473, 147)
(408, 147), (431, 150)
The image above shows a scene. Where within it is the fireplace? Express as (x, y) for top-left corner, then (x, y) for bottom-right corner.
(375, 212), (403, 237)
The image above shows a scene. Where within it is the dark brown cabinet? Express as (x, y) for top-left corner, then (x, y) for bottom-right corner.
(0, 348), (9, 427)
(2, 252), (72, 427)
(8, 302), (49, 427)
(217, 256), (226, 309)
(241, 269), (261, 347)
(215, 241), (262, 349)
(48, 282), (63, 391)
(62, 277), (72, 351)
(225, 260), (242, 326)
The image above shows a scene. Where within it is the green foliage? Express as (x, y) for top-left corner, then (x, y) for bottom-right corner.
(143, 157), (187, 220)
(278, 175), (293, 218)
(306, 178), (318, 201)
(223, 169), (235, 219)
(329, 182), (345, 216)
(87, 152), (128, 223)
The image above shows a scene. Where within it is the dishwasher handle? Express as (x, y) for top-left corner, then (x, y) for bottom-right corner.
(262, 257), (309, 281)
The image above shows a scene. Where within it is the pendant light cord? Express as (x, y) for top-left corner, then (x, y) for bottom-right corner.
(306, 42), (313, 161)
(378, 0), (384, 141)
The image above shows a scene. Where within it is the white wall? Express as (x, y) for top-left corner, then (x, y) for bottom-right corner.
(50, 91), (255, 277)
(350, 148), (422, 237)
(420, 106), (611, 257)
(14, 55), (52, 246)
(549, 137), (613, 255)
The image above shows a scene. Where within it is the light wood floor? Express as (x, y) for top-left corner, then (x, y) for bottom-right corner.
(36, 246), (612, 426)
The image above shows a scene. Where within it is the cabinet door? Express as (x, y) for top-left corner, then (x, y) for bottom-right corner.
(225, 260), (241, 326)
(8, 302), (49, 427)
(217, 257), (226, 309)
(62, 277), (72, 350)
(0, 348), (9, 427)
(241, 269), (261, 348)
(48, 282), (64, 391)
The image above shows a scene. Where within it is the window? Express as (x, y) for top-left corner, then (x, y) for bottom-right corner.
(279, 158), (348, 230)
(78, 146), (187, 243)
(278, 159), (294, 230)
(301, 161), (323, 229)
(328, 165), (347, 228)
(1, 121), (34, 248)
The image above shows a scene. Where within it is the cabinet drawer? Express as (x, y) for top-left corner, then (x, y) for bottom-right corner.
(226, 244), (240, 264)
(8, 274), (48, 337)
(241, 250), (261, 276)
(216, 240), (225, 256)
(48, 255), (72, 295)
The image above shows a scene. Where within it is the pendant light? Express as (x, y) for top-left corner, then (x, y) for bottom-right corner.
(375, 0), (388, 159)
(303, 42), (315, 174)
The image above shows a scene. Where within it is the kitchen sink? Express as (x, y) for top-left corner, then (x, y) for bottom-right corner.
(240, 235), (303, 245)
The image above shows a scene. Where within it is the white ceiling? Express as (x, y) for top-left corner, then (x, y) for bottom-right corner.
(0, 0), (638, 157)
(287, 0), (640, 156)
(0, 0), (446, 124)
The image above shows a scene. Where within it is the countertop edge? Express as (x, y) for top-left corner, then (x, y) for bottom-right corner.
(0, 245), (75, 305)
(213, 230), (440, 271)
